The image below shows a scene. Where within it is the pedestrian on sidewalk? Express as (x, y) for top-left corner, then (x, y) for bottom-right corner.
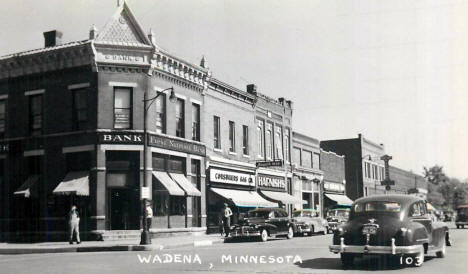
(68, 205), (80, 244)
(145, 203), (153, 230)
(222, 203), (233, 237)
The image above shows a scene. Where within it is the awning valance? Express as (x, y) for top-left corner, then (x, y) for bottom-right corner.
(259, 190), (303, 205)
(53, 171), (89, 196)
(170, 173), (201, 197)
(210, 187), (277, 208)
(152, 171), (185, 196)
(14, 175), (40, 198)
(325, 193), (353, 206)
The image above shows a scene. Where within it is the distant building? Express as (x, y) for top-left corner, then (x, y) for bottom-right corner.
(320, 149), (352, 212)
(389, 165), (428, 198)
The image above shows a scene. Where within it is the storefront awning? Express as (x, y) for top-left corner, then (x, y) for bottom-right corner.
(325, 193), (353, 206)
(53, 171), (89, 196)
(210, 187), (277, 208)
(170, 173), (202, 197)
(152, 171), (185, 196)
(260, 190), (304, 204)
(14, 175), (40, 198)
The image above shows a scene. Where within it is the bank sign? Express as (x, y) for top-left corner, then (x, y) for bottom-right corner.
(257, 174), (287, 191)
(210, 169), (255, 187)
(97, 132), (206, 156)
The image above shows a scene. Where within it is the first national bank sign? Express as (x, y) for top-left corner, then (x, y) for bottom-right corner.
(98, 132), (206, 156)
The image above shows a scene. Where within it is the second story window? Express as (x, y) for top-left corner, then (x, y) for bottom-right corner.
(175, 99), (184, 138)
(114, 87), (132, 129)
(155, 94), (166, 134)
(242, 125), (249, 155)
(29, 95), (43, 136)
(257, 120), (264, 159)
(192, 103), (200, 141)
(284, 129), (290, 162)
(72, 88), (87, 130)
(213, 116), (221, 149)
(293, 147), (301, 166)
(275, 127), (283, 160)
(229, 121), (235, 152)
(0, 100), (6, 137)
(313, 152), (320, 169)
(266, 122), (273, 159)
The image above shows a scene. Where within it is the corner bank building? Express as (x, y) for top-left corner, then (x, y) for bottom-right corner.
(0, 3), (210, 241)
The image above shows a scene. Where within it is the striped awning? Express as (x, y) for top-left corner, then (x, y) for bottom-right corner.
(53, 171), (89, 196)
(152, 171), (185, 196)
(170, 173), (201, 197)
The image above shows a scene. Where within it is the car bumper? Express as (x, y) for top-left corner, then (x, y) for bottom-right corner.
(230, 229), (261, 237)
(329, 237), (421, 255)
(456, 221), (468, 225)
(296, 225), (311, 233)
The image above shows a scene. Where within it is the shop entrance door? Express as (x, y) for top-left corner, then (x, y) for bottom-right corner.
(109, 188), (139, 230)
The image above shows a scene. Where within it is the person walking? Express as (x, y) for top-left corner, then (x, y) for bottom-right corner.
(69, 205), (80, 244)
(145, 204), (153, 230)
(222, 203), (233, 237)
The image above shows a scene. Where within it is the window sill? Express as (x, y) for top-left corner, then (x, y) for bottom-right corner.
(213, 148), (222, 153)
(228, 151), (237, 155)
(242, 154), (250, 158)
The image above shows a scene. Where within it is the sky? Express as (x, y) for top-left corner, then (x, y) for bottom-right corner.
(1, 0), (467, 180)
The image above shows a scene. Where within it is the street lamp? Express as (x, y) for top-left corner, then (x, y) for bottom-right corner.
(140, 83), (176, 245)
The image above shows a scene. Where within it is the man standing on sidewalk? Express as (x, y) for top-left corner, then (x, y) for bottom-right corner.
(69, 205), (80, 244)
(145, 204), (153, 230)
(222, 203), (233, 237)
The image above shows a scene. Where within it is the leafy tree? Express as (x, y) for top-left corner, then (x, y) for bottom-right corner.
(423, 165), (447, 185)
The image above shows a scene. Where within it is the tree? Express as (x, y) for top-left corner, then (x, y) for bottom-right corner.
(423, 165), (447, 185)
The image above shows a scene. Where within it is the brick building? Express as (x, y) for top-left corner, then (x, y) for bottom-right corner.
(388, 165), (427, 197)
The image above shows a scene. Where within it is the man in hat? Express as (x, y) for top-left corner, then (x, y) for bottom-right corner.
(145, 203), (153, 230)
(222, 203), (233, 237)
(69, 205), (80, 244)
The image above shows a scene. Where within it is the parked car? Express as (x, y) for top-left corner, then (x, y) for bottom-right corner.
(230, 208), (294, 242)
(326, 208), (350, 233)
(292, 209), (328, 236)
(329, 195), (450, 267)
(456, 205), (468, 228)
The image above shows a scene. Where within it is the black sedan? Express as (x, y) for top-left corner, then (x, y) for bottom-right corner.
(329, 194), (450, 267)
(230, 208), (294, 242)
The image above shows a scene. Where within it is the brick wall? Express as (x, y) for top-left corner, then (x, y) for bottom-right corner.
(320, 150), (345, 184)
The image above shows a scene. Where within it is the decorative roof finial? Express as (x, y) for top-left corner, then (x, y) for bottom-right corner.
(89, 24), (98, 40)
(148, 28), (156, 45)
(200, 55), (208, 69)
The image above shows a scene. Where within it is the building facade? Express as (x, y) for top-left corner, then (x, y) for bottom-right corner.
(0, 3), (210, 241)
(291, 132), (323, 214)
(320, 134), (387, 200)
(388, 165), (428, 198)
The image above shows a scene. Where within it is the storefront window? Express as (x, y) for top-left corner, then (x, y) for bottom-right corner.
(155, 93), (166, 134)
(114, 87), (132, 129)
(170, 196), (186, 216)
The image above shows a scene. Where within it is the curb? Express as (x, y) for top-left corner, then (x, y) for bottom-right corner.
(0, 238), (224, 255)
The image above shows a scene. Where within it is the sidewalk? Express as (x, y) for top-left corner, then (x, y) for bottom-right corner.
(0, 234), (224, 255)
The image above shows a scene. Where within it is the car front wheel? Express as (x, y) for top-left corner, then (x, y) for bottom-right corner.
(436, 239), (446, 258)
(287, 226), (294, 239)
(260, 229), (268, 242)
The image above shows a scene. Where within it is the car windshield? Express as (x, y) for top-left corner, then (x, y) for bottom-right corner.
(354, 201), (401, 213)
(328, 210), (349, 217)
(293, 211), (316, 217)
(248, 211), (271, 218)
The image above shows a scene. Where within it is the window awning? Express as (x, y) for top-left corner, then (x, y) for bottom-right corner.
(210, 187), (277, 208)
(14, 175), (40, 198)
(325, 193), (353, 206)
(170, 173), (202, 197)
(53, 171), (89, 196)
(152, 171), (185, 196)
(259, 190), (304, 204)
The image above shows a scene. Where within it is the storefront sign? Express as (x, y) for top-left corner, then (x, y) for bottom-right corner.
(256, 160), (283, 168)
(324, 182), (345, 193)
(141, 187), (150, 200)
(210, 168), (255, 186)
(257, 174), (287, 191)
(98, 132), (144, 144)
(149, 134), (205, 156)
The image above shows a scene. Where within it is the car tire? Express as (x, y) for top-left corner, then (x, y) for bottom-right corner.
(436, 239), (446, 258)
(323, 227), (328, 235)
(340, 253), (354, 267)
(260, 229), (268, 242)
(287, 226), (294, 239)
(412, 245), (425, 267)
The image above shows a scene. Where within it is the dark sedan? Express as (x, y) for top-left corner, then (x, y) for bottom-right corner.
(230, 208), (294, 242)
(329, 194), (450, 267)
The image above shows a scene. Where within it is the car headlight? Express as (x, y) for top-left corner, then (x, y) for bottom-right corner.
(399, 227), (411, 236)
(337, 227), (345, 236)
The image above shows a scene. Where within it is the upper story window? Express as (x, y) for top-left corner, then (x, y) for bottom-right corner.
(155, 94), (166, 134)
(29, 95), (43, 136)
(302, 150), (312, 168)
(114, 87), (132, 129)
(275, 127), (283, 160)
(243, 125), (249, 155)
(192, 103), (200, 141)
(293, 147), (301, 166)
(312, 152), (320, 169)
(284, 129), (290, 163)
(72, 88), (87, 130)
(213, 116), (221, 149)
(229, 121), (235, 152)
(0, 100), (6, 137)
(266, 122), (273, 160)
(175, 99), (185, 138)
(257, 120), (264, 159)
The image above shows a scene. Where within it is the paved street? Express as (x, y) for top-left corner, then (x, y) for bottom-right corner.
(0, 224), (467, 274)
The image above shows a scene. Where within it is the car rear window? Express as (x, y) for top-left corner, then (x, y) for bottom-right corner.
(354, 201), (401, 213)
